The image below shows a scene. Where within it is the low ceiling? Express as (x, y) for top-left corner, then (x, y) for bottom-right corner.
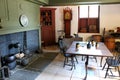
(48, 0), (120, 5)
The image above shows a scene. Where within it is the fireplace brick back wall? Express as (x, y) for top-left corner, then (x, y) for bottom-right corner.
(0, 29), (39, 57)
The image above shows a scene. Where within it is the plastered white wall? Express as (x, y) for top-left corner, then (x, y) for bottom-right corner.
(100, 4), (120, 35)
(43, 4), (120, 42)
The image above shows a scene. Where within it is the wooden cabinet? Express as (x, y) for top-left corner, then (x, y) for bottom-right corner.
(40, 8), (56, 46)
(104, 36), (115, 52)
(40, 9), (52, 26)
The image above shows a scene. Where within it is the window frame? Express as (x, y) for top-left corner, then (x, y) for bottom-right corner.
(78, 5), (100, 33)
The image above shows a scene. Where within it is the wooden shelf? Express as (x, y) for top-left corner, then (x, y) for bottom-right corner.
(40, 10), (52, 26)
(110, 32), (120, 38)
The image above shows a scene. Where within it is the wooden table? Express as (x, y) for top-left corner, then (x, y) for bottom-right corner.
(66, 41), (113, 80)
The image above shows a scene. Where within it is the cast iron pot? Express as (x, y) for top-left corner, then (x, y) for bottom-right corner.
(21, 57), (29, 66)
(7, 60), (16, 70)
(5, 54), (16, 63)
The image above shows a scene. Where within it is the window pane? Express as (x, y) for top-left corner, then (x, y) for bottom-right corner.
(89, 5), (98, 18)
(79, 5), (88, 18)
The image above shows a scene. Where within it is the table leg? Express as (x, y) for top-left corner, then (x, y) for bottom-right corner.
(83, 55), (89, 80)
(100, 57), (103, 67)
(71, 56), (74, 70)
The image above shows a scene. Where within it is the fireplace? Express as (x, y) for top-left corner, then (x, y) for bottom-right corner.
(0, 29), (39, 57)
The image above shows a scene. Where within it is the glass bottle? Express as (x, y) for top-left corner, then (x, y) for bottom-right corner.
(87, 41), (91, 49)
(91, 40), (94, 46)
(95, 42), (98, 49)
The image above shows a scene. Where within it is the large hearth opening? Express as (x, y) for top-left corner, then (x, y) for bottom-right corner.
(0, 29), (40, 69)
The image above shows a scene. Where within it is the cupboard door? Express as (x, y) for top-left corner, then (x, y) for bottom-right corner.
(40, 8), (56, 46)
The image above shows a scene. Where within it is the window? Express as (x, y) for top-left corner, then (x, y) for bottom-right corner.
(89, 5), (98, 18)
(78, 5), (100, 33)
(79, 5), (88, 18)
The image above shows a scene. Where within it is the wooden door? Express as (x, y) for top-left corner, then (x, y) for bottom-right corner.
(40, 8), (56, 46)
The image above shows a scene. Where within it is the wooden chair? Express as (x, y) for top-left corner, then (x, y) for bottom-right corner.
(103, 54), (120, 78)
(100, 36), (115, 67)
(92, 35), (104, 66)
(73, 37), (84, 60)
(58, 39), (78, 70)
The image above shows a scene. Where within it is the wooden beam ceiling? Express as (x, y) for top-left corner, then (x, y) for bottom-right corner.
(48, 0), (120, 6)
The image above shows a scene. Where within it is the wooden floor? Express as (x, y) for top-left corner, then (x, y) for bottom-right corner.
(35, 52), (120, 80)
